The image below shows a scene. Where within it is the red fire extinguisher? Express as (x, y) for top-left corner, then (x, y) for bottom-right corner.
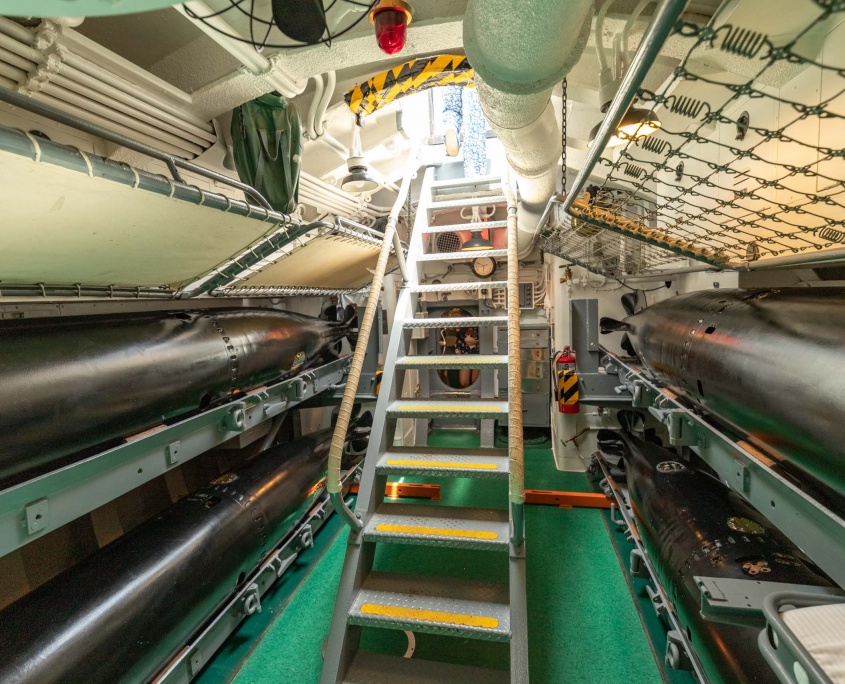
(554, 347), (580, 414)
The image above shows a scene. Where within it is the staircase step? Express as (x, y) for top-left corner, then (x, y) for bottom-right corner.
(343, 652), (509, 684)
(396, 354), (508, 370)
(349, 572), (510, 641)
(411, 280), (507, 293)
(364, 504), (510, 551)
(430, 195), (507, 210)
(422, 220), (508, 234)
(430, 175), (502, 190)
(402, 315), (507, 329)
(418, 249), (508, 262)
(376, 446), (509, 479)
(386, 399), (509, 419)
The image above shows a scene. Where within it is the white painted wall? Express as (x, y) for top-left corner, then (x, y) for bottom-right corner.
(548, 255), (738, 471)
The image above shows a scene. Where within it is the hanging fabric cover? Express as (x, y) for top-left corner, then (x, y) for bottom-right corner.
(231, 92), (302, 214)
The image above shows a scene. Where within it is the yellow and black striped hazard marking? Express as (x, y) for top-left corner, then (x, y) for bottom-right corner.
(558, 369), (579, 406)
(345, 54), (474, 117)
(375, 369), (383, 396)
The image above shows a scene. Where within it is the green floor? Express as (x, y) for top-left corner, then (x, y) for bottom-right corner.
(225, 430), (662, 683)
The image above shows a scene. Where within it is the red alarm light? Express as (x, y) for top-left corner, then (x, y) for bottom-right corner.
(369, 0), (413, 55)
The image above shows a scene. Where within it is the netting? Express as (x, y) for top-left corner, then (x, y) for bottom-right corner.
(566, 0), (845, 269)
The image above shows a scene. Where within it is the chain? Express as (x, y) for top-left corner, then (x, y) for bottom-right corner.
(406, 185), (413, 234)
(561, 78), (567, 197)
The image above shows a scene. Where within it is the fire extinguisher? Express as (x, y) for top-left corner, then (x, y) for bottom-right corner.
(554, 347), (580, 414)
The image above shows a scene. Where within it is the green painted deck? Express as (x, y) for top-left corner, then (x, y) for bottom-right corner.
(215, 431), (663, 683)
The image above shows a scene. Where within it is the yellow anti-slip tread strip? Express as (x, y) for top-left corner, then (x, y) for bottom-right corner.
(384, 459), (498, 470)
(374, 523), (499, 540)
(360, 603), (499, 629)
(394, 405), (503, 412)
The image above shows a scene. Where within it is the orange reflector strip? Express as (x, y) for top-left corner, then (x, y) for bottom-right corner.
(348, 482), (442, 500)
(375, 524), (498, 540)
(385, 459), (498, 470)
(360, 603), (499, 629)
(524, 490), (613, 509)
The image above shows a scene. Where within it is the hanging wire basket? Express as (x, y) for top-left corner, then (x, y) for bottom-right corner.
(540, 199), (682, 277)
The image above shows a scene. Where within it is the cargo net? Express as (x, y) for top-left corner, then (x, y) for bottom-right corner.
(541, 207), (682, 277)
(568, 0), (845, 268)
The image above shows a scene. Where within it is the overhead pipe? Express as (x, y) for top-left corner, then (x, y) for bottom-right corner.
(464, 0), (594, 256)
(314, 70), (335, 137)
(0, 309), (348, 485)
(0, 427), (350, 684)
(306, 73), (324, 140)
(175, 1), (307, 99)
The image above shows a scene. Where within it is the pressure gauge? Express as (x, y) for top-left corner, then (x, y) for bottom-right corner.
(471, 256), (497, 278)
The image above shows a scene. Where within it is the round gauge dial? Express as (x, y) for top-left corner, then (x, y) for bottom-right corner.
(471, 256), (497, 278)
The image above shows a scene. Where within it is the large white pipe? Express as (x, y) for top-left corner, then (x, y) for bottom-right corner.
(464, 0), (593, 255)
(314, 70), (335, 137)
(306, 74), (324, 140)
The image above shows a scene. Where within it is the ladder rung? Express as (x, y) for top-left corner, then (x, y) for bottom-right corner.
(411, 280), (507, 293)
(349, 572), (510, 640)
(418, 249), (508, 262)
(402, 315), (507, 329)
(430, 196), (507, 211)
(386, 399), (509, 419)
(376, 446), (510, 479)
(422, 220), (508, 234)
(364, 504), (510, 551)
(396, 355), (508, 370)
(430, 175), (502, 190)
(344, 652), (510, 684)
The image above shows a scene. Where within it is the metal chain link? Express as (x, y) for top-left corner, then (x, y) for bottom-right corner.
(561, 78), (567, 197)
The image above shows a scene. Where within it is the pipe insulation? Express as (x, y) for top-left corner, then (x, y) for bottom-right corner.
(0, 309), (348, 485)
(0, 427), (348, 684)
(464, 0), (593, 255)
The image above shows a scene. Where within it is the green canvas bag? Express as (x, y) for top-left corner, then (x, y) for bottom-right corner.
(231, 92), (302, 214)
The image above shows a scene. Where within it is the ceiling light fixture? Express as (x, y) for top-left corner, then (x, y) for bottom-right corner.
(341, 117), (380, 194)
(588, 101), (662, 148)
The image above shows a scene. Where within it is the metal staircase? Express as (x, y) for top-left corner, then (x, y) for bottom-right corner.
(321, 167), (527, 683)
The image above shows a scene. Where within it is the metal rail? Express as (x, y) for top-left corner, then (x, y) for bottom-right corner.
(327, 142), (419, 532)
(0, 86), (275, 211)
(605, 349), (845, 589)
(559, 0), (688, 217)
(593, 451), (709, 682)
(504, 167), (525, 546)
(0, 356), (349, 558)
(155, 470), (361, 684)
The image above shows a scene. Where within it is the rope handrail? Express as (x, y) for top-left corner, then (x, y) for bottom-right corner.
(327, 142), (419, 531)
(504, 166), (525, 546)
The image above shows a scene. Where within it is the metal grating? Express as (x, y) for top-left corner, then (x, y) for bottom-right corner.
(541, 209), (681, 277)
(566, 0), (845, 269)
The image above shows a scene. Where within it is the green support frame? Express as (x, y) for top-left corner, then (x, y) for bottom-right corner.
(0, 357), (350, 558)
(604, 350), (845, 590)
